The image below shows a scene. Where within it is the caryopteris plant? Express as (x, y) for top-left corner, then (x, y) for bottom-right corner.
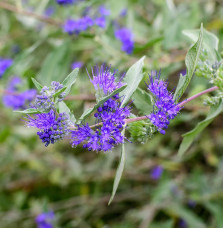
(15, 24), (223, 203)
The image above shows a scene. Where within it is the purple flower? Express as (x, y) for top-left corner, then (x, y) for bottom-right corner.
(0, 58), (13, 78)
(26, 110), (70, 147)
(34, 81), (65, 111)
(71, 97), (131, 152)
(145, 71), (181, 134)
(99, 5), (110, 16)
(178, 219), (187, 228)
(187, 200), (196, 208)
(63, 17), (94, 34)
(44, 6), (55, 17)
(95, 17), (106, 28)
(71, 64), (130, 152)
(2, 76), (36, 110)
(35, 211), (54, 228)
(56, 0), (74, 5)
(115, 28), (134, 54)
(150, 165), (163, 180)
(88, 64), (125, 96)
(71, 61), (83, 69)
(120, 8), (127, 17)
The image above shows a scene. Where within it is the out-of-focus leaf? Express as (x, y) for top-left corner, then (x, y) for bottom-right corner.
(108, 140), (125, 205)
(62, 68), (79, 96)
(178, 100), (223, 156)
(14, 108), (44, 114)
(204, 202), (223, 228)
(167, 204), (206, 228)
(78, 85), (127, 123)
(5, 41), (42, 77)
(59, 101), (76, 123)
(174, 24), (203, 101)
(150, 220), (174, 228)
(120, 56), (145, 107)
(37, 41), (72, 85)
(31, 77), (43, 91)
(132, 88), (153, 115)
(134, 36), (163, 54)
(183, 27), (219, 61)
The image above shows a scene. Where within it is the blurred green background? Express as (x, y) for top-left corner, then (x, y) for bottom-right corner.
(1, 0), (223, 227)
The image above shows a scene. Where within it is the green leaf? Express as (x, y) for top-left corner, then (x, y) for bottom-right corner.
(14, 108), (44, 114)
(183, 27), (219, 61)
(53, 86), (67, 98)
(132, 88), (153, 115)
(167, 204), (206, 228)
(59, 101), (76, 123)
(108, 140), (125, 205)
(134, 36), (163, 54)
(31, 77), (43, 91)
(37, 41), (72, 85)
(78, 85), (127, 123)
(178, 100), (223, 156)
(62, 68), (79, 96)
(120, 56), (145, 107)
(173, 24), (203, 101)
(150, 220), (174, 228)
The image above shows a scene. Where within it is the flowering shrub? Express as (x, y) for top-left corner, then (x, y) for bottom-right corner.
(1, 1), (223, 227)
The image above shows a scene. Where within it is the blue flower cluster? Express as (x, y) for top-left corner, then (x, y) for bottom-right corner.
(35, 211), (54, 228)
(35, 81), (65, 111)
(115, 28), (134, 54)
(71, 61), (83, 69)
(2, 76), (36, 110)
(150, 165), (163, 180)
(26, 109), (70, 147)
(0, 58), (13, 78)
(63, 5), (110, 34)
(71, 97), (131, 151)
(88, 64), (125, 96)
(56, 0), (74, 5)
(146, 71), (181, 134)
(71, 65), (130, 152)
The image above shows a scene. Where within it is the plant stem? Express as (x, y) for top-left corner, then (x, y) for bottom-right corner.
(0, 1), (61, 26)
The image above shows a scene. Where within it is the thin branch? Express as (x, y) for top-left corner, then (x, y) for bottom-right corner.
(0, 1), (62, 26)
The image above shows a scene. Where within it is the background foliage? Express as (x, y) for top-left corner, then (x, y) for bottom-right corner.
(1, 0), (223, 227)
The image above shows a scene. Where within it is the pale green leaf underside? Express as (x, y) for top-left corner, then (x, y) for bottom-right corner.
(178, 100), (223, 156)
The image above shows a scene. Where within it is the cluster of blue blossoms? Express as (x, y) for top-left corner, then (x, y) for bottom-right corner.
(35, 211), (54, 228)
(115, 28), (134, 55)
(56, 0), (75, 5)
(71, 65), (131, 152)
(25, 82), (70, 147)
(63, 5), (110, 34)
(146, 71), (181, 134)
(2, 76), (36, 110)
(34, 81), (66, 111)
(0, 58), (13, 78)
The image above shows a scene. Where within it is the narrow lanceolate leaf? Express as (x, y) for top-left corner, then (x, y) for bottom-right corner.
(37, 41), (72, 85)
(59, 101), (76, 123)
(178, 100), (223, 156)
(132, 88), (153, 115)
(31, 77), (43, 91)
(108, 139), (125, 205)
(14, 108), (44, 114)
(77, 85), (127, 123)
(120, 56), (145, 107)
(183, 27), (219, 62)
(62, 68), (79, 96)
(53, 86), (67, 98)
(174, 24), (203, 102)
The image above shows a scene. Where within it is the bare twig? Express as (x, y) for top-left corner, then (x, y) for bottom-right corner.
(0, 1), (62, 26)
